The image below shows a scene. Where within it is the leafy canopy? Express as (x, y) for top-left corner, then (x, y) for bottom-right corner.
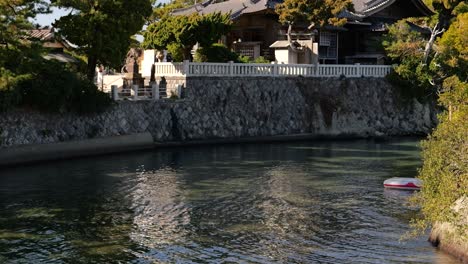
(382, 1), (466, 96)
(382, 20), (434, 93)
(142, 12), (231, 59)
(275, 0), (353, 27)
(51, 0), (152, 80)
(0, 0), (49, 48)
(149, 0), (195, 23)
(0, 0), (48, 96)
(0, 1), (111, 114)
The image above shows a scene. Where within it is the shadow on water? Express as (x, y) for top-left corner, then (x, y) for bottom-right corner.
(0, 138), (461, 263)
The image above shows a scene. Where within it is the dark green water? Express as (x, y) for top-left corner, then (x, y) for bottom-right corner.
(0, 139), (461, 263)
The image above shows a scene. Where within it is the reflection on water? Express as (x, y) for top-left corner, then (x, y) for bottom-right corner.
(0, 139), (461, 263)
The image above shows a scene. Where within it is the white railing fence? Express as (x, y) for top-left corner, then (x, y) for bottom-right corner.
(153, 61), (393, 78)
(110, 84), (183, 101)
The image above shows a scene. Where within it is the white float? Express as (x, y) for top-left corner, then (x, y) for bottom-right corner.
(383, 177), (422, 190)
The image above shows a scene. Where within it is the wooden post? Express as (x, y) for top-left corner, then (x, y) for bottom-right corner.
(152, 83), (159, 101)
(111, 85), (118, 100)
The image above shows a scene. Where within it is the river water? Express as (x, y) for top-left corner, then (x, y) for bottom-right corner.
(0, 139), (461, 263)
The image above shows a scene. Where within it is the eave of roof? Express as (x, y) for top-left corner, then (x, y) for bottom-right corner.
(270, 40), (310, 48)
(171, 0), (433, 23)
(171, 0), (275, 19)
(351, 0), (433, 17)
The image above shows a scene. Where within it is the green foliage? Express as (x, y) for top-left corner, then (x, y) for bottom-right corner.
(235, 55), (271, 64)
(383, 21), (426, 61)
(0, 68), (24, 112)
(0, 0), (49, 49)
(0, 0), (111, 114)
(193, 45), (271, 63)
(0, 59), (112, 114)
(237, 55), (251, 63)
(166, 43), (185, 62)
(19, 60), (112, 114)
(433, 12), (468, 82)
(384, 1), (467, 237)
(408, 11), (468, 236)
(149, 0), (195, 23)
(414, 107), (467, 235)
(51, 0), (152, 80)
(193, 43), (240, 62)
(252, 56), (270, 63)
(143, 12), (231, 60)
(275, 0), (353, 26)
(382, 20), (435, 96)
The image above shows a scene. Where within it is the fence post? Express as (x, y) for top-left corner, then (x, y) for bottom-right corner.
(152, 83), (159, 101)
(176, 84), (182, 98)
(273, 61), (278, 77)
(183, 60), (190, 76)
(111, 85), (118, 100)
(355, 63), (361, 77)
(132, 84), (138, 100)
(229, 61), (234, 76)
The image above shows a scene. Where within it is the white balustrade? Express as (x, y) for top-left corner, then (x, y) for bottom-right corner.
(152, 62), (392, 79)
(110, 63), (391, 101)
(153, 62), (185, 76)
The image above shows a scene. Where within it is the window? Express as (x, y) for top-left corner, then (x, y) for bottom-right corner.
(319, 31), (338, 61)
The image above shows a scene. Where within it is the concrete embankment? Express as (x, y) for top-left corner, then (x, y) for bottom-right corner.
(0, 132), (371, 167)
(0, 132), (154, 167)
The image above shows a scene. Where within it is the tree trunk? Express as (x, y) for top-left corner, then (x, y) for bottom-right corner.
(183, 47), (192, 61)
(87, 55), (97, 82)
(287, 23), (293, 43)
(423, 22), (445, 66)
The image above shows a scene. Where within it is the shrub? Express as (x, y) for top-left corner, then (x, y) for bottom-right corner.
(166, 43), (185, 62)
(194, 43), (240, 62)
(237, 55), (250, 63)
(0, 59), (112, 114)
(253, 56), (270, 63)
(413, 106), (468, 235)
(0, 68), (26, 112)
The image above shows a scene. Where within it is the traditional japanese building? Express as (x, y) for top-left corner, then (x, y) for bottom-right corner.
(171, 0), (432, 64)
(26, 27), (77, 63)
(172, 0), (282, 60)
(337, 0), (432, 64)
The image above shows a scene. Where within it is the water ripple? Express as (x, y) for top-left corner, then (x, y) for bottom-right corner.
(0, 139), (461, 263)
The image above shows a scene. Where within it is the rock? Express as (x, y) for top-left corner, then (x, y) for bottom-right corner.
(429, 197), (468, 264)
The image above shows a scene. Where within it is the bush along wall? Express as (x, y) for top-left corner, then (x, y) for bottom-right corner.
(0, 59), (112, 114)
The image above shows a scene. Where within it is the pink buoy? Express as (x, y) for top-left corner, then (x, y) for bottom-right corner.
(383, 177), (422, 190)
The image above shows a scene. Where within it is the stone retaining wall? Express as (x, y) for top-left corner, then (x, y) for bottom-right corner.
(0, 77), (437, 148)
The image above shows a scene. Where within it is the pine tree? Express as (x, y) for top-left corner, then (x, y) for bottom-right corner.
(51, 0), (153, 80)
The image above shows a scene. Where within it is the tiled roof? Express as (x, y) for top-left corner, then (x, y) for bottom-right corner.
(27, 28), (55, 41)
(172, 0), (275, 19)
(351, 0), (432, 16)
(24, 28), (72, 49)
(171, 0), (432, 21)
